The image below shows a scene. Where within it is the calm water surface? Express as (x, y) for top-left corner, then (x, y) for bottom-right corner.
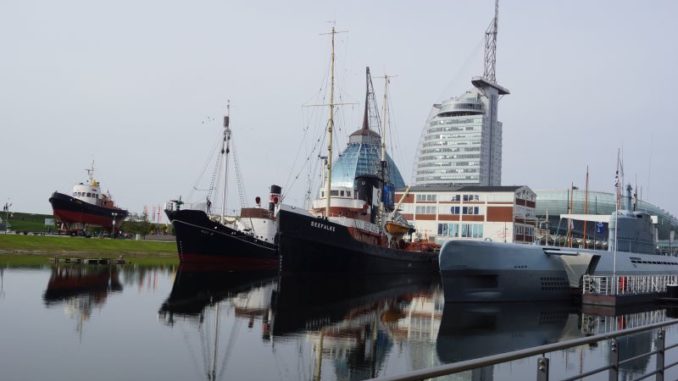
(1, 264), (678, 381)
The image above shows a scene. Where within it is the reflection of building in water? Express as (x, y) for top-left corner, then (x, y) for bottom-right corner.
(43, 264), (123, 336)
(307, 309), (391, 381)
(302, 290), (447, 380)
(384, 290), (444, 372)
(267, 273), (438, 380)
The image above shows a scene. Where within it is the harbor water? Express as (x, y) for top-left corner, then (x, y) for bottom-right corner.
(2, 264), (678, 381)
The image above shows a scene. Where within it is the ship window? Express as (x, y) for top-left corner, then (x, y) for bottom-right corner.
(87, 193), (92, 197)
(330, 190), (339, 196)
(340, 190), (345, 197)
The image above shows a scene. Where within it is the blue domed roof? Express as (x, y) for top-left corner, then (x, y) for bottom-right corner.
(331, 139), (406, 189)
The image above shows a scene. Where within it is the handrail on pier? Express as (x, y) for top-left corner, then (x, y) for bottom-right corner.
(368, 318), (678, 381)
(583, 274), (678, 296)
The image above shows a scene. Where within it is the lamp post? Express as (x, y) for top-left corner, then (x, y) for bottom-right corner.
(2, 202), (11, 234)
(111, 212), (118, 238)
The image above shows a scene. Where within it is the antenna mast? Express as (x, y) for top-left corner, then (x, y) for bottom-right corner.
(483, 0), (499, 82)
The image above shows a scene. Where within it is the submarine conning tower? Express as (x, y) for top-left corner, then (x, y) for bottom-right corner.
(608, 184), (656, 254)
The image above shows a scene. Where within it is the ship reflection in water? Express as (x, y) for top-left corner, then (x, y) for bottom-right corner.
(155, 266), (678, 381)
(43, 264), (123, 334)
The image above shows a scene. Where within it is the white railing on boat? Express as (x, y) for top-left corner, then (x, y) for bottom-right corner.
(582, 274), (678, 296)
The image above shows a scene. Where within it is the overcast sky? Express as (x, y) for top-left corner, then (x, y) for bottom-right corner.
(1, 0), (677, 220)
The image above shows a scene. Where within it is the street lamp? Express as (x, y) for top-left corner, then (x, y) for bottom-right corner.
(2, 202), (11, 234)
(111, 212), (118, 238)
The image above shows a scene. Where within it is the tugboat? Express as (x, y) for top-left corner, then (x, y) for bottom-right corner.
(49, 163), (128, 234)
(276, 31), (439, 274)
(165, 103), (279, 269)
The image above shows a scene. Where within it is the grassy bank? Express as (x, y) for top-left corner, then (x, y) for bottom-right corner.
(1, 212), (54, 232)
(0, 234), (178, 266)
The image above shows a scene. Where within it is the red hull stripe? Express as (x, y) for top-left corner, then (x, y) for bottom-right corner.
(179, 252), (279, 270)
(52, 208), (123, 229)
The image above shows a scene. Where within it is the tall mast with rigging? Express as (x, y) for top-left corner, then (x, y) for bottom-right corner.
(221, 101), (232, 223)
(378, 74), (393, 217)
(324, 27), (338, 217)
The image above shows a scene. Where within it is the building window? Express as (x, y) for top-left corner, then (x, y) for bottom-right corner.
(450, 206), (461, 215)
(462, 206), (480, 215)
(461, 224), (483, 238)
(416, 194), (437, 202)
(463, 194), (479, 202)
(438, 223), (460, 237)
(451, 195), (461, 202)
(416, 206), (436, 215)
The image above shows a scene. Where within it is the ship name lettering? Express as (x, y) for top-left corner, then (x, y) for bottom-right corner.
(310, 221), (335, 232)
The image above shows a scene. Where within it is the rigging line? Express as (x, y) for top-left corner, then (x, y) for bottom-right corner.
(199, 317), (212, 377)
(180, 324), (205, 378)
(435, 37), (484, 102)
(230, 141), (248, 209)
(282, 109), (318, 193)
(282, 62), (333, 193)
(187, 130), (222, 200)
(282, 113), (328, 201)
(216, 315), (243, 380)
(206, 144), (224, 203)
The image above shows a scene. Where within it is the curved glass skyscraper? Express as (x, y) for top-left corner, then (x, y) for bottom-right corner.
(414, 78), (508, 186)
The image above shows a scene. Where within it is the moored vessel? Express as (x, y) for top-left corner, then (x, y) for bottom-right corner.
(277, 33), (439, 274)
(49, 163), (128, 233)
(166, 186), (280, 269)
(165, 104), (280, 269)
(439, 184), (678, 302)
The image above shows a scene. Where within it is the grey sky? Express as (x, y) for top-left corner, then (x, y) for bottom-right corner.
(1, 0), (677, 219)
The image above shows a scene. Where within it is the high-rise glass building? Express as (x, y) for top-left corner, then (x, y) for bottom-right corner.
(414, 78), (508, 186)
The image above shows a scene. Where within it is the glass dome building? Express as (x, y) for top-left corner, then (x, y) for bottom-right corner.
(535, 189), (678, 240)
(331, 125), (406, 190)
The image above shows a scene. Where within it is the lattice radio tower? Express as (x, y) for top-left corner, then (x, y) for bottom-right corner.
(483, 0), (499, 83)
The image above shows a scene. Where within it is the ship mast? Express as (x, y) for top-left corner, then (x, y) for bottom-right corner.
(86, 161), (95, 185)
(378, 74), (392, 218)
(324, 27), (337, 217)
(221, 101), (232, 223)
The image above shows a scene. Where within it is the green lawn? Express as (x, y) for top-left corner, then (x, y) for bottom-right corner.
(0, 234), (179, 266)
(1, 212), (54, 232)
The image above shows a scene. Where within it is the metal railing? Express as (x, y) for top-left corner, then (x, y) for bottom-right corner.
(368, 318), (678, 381)
(582, 274), (678, 296)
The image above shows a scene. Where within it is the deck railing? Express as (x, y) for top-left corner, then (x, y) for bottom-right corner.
(582, 274), (678, 296)
(368, 318), (678, 381)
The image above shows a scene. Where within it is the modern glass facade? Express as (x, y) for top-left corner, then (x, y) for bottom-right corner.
(330, 128), (406, 190)
(414, 82), (504, 186)
(535, 189), (678, 240)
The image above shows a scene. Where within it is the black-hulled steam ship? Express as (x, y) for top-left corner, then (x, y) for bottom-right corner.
(49, 164), (128, 232)
(165, 186), (280, 269)
(165, 104), (280, 270)
(277, 64), (439, 274)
